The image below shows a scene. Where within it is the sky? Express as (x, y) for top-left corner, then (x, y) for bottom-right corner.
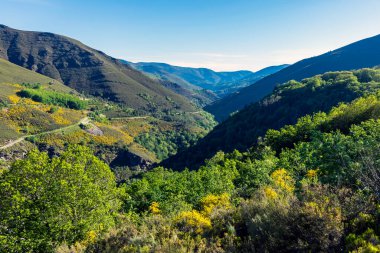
(2, 0), (380, 71)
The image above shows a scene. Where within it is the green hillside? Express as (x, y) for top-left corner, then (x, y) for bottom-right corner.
(0, 58), (216, 174)
(206, 34), (380, 121)
(0, 58), (72, 93)
(163, 68), (380, 170)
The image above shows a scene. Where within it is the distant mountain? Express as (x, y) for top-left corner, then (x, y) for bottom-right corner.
(206, 34), (380, 121)
(0, 25), (197, 113)
(123, 61), (288, 100)
(162, 68), (380, 170)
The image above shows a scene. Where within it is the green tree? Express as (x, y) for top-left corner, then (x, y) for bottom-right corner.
(0, 145), (121, 252)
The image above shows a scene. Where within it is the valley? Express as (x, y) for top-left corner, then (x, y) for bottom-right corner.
(1, 1), (380, 252)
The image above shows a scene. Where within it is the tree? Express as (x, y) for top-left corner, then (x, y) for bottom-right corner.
(0, 145), (121, 252)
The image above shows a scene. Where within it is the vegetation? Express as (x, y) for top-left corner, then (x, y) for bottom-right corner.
(17, 88), (87, 110)
(164, 68), (380, 170)
(135, 129), (202, 160)
(83, 94), (380, 252)
(0, 146), (121, 252)
(3, 56), (380, 252)
(205, 34), (380, 121)
(2, 85), (380, 252)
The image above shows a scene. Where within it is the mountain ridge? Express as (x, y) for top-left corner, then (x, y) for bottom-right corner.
(124, 60), (289, 98)
(0, 25), (197, 113)
(206, 34), (380, 121)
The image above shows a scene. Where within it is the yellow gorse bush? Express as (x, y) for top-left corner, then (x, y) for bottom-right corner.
(175, 210), (212, 234)
(264, 186), (278, 200)
(8, 95), (20, 104)
(149, 202), (161, 215)
(175, 193), (231, 234)
(271, 168), (295, 193)
(200, 193), (231, 216)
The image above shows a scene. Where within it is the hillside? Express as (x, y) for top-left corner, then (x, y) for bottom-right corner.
(0, 58), (70, 92)
(206, 34), (380, 121)
(0, 25), (197, 113)
(125, 61), (288, 98)
(163, 68), (380, 170)
(0, 58), (216, 175)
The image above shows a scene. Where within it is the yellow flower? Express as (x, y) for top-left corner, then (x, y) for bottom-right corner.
(175, 210), (212, 234)
(149, 202), (161, 214)
(85, 230), (97, 243)
(264, 186), (278, 199)
(306, 169), (318, 178)
(200, 193), (231, 215)
(8, 95), (20, 104)
(271, 169), (295, 193)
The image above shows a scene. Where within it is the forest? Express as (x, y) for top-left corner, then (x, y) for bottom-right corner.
(1, 69), (380, 252)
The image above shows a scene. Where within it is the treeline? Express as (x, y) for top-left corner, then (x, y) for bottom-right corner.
(1, 92), (380, 252)
(18, 88), (87, 110)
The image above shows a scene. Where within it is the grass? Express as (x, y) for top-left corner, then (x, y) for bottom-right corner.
(0, 59), (72, 93)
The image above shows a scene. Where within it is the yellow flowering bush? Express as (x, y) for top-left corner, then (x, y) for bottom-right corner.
(264, 186), (278, 200)
(149, 202), (161, 215)
(271, 168), (295, 193)
(200, 193), (231, 216)
(8, 95), (20, 104)
(175, 210), (212, 234)
(51, 108), (71, 125)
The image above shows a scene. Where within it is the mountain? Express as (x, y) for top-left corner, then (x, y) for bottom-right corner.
(0, 58), (69, 92)
(123, 61), (288, 98)
(0, 25), (197, 113)
(0, 56), (216, 173)
(206, 34), (380, 121)
(162, 68), (380, 170)
(156, 79), (218, 107)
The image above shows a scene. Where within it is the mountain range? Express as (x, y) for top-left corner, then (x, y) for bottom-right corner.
(124, 60), (288, 99)
(206, 34), (380, 121)
(0, 25), (196, 113)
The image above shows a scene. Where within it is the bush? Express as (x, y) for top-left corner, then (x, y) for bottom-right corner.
(0, 146), (122, 252)
(17, 88), (87, 110)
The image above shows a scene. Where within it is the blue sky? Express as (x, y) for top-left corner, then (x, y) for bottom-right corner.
(2, 0), (380, 71)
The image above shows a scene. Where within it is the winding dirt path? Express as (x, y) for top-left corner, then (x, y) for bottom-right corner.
(0, 117), (89, 150)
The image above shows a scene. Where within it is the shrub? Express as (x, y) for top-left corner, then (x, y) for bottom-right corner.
(17, 88), (87, 110)
(0, 146), (122, 252)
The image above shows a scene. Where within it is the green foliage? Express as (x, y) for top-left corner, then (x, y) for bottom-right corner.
(17, 88), (87, 110)
(0, 98), (8, 108)
(114, 91), (380, 252)
(165, 68), (380, 170)
(265, 95), (380, 153)
(0, 146), (121, 252)
(277, 118), (380, 187)
(20, 82), (42, 89)
(125, 153), (238, 214)
(4, 67), (380, 252)
(135, 129), (202, 160)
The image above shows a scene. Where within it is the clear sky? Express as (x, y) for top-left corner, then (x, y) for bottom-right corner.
(2, 0), (380, 71)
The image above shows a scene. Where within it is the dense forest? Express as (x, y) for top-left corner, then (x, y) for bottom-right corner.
(164, 68), (380, 170)
(1, 67), (380, 252)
